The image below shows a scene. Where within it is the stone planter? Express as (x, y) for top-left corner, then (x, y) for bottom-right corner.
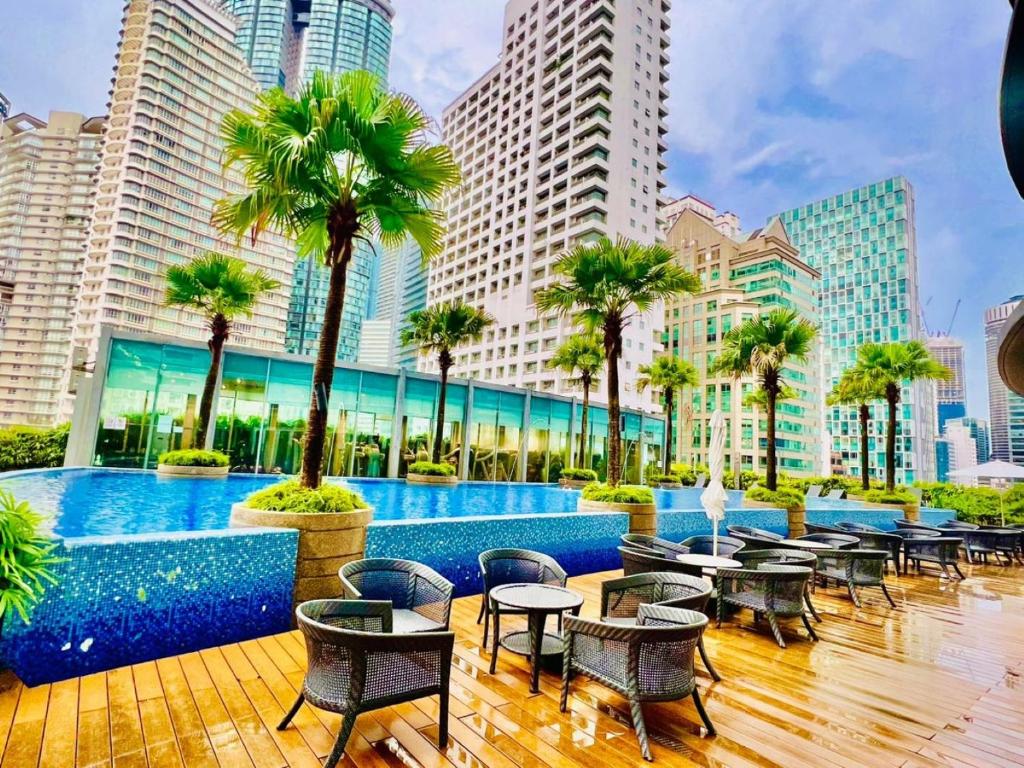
(658, 482), (683, 489)
(230, 503), (373, 604)
(157, 464), (229, 478)
(558, 478), (593, 489)
(406, 473), (458, 486)
(742, 498), (806, 537)
(578, 498), (657, 536)
(861, 501), (920, 521)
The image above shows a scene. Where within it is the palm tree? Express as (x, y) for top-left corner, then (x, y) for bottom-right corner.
(215, 70), (460, 489)
(536, 237), (700, 486)
(827, 367), (885, 491)
(400, 301), (493, 464)
(855, 341), (950, 492)
(637, 355), (699, 474)
(711, 308), (817, 491)
(165, 252), (279, 448)
(547, 334), (604, 469)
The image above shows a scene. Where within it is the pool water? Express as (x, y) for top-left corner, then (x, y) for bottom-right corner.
(0, 469), (752, 538)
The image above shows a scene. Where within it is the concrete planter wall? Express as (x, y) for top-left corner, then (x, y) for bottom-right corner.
(862, 501), (920, 521)
(230, 504), (373, 604)
(558, 478), (593, 489)
(156, 464), (229, 477)
(742, 498), (806, 537)
(406, 473), (458, 486)
(658, 482), (683, 489)
(578, 498), (656, 535)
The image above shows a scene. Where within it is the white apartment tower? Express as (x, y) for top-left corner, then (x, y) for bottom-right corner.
(428, 0), (671, 409)
(0, 112), (103, 426)
(67, 0), (295, 412)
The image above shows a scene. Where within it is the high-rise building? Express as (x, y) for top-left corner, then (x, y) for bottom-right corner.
(661, 194), (739, 238)
(944, 419), (978, 475)
(67, 0), (296, 416)
(0, 112), (103, 426)
(220, 0), (396, 363)
(773, 177), (936, 484)
(0, 93), (10, 122)
(946, 416), (991, 465)
(926, 333), (967, 431)
(428, 0), (670, 409)
(985, 295), (1024, 465)
(663, 206), (822, 476)
(356, 238), (428, 369)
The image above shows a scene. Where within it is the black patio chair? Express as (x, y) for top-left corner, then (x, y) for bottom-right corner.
(844, 529), (903, 572)
(734, 548), (822, 622)
(716, 564), (818, 648)
(618, 546), (703, 578)
(726, 525), (784, 550)
(804, 522), (847, 535)
(895, 532), (966, 579)
(280, 600), (454, 768)
(797, 533), (861, 550)
(678, 535), (745, 557)
(339, 558), (454, 634)
(960, 529), (1016, 566)
(476, 548), (568, 646)
(836, 521), (885, 533)
(621, 533), (690, 557)
(815, 549), (895, 607)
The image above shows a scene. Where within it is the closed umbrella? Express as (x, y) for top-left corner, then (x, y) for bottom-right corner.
(701, 409), (728, 556)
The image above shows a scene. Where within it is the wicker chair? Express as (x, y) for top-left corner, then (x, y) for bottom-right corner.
(281, 600), (454, 768)
(804, 522), (847, 535)
(815, 549), (895, 607)
(940, 520), (979, 531)
(959, 530), (1016, 565)
(621, 533), (690, 557)
(836, 521), (885, 533)
(894, 519), (943, 533)
(845, 530), (903, 572)
(561, 605), (715, 761)
(734, 548), (822, 622)
(601, 572), (721, 681)
(726, 525), (784, 550)
(339, 558), (454, 634)
(893, 532), (966, 579)
(679, 535), (745, 557)
(477, 549), (567, 646)
(716, 564), (817, 648)
(797, 533), (861, 550)
(618, 546), (703, 578)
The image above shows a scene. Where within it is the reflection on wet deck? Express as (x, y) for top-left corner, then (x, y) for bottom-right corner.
(3, 562), (1024, 767)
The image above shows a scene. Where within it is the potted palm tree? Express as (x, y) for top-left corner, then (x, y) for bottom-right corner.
(547, 334), (603, 487)
(218, 70), (458, 602)
(536, 237), (699, 534)
(637, 355), (699, 487)
(400, 301), (493, 485)
(827, 366), (885, 492)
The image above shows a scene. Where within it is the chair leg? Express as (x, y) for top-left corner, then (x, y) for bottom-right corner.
(438, 690), (449, 748)
(697, 638), (721, 682)
(278, 692), (304, 730)
(691, 688), (717, 737)
(482, 600), (490, 647)
(880, 582), (896, 608)
(766, 611), (786, 648)
(324, 712), (357, 768)
(847, 583), (862, 608)
(953, 562), (967, 580)
(801, 612), (819, 642)
(476, 594), (485, 624)
(489, 605), (501, 674)
(804, 588), (823, 623)
(628, 694), (653, 761)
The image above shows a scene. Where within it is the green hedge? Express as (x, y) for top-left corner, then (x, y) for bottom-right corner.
(646, 473), (681, 486)
(581, 483), (654, 505)
(745, 485), (804, 510)
(244, 480), (369, 514)
(560, 467), (598, 481)
(863, 488), (918, 505)
(913, 481), (1023, 526)
(407, 461), (456, 477)
(787, 475), (884, 495)
(158, 449), (229, 468)
(0, 424), (70, 472)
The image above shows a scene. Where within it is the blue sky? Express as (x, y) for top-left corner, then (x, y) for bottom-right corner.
(1, 1), (1021, 417)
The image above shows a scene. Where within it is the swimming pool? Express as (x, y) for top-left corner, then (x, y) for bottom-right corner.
(0, 468), (747, 538)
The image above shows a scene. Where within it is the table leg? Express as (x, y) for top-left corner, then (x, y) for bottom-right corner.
(528, 611), (547, 693)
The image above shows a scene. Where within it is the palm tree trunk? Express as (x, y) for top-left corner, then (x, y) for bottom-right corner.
(196, 315), (227, 448)
(432, 353), (451, 464)
(663, 387), (674, 475)
(578, 373), (590, 470)
(859, 403), (871, 491)
(885, 387), (898, 493)
(604, 322), (622, 487)
(299, 233), (353, 489)
(765, 373), (778, 492)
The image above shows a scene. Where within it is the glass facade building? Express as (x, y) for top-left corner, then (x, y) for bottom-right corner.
(66, 330), (665, 484)
(773, 177), (935, 484)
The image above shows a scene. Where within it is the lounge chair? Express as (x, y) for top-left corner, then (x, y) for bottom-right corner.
(477, 548), (567, 646)
(693, 473), (707, 489)
(825, 488), (847, 500)
(805, 484), (823, 499)
(339, 558), (454, 634)
(717, 564), (818, 648)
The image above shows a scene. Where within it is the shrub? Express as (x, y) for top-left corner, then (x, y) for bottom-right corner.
(0, 490), (64, 625)
(722, 469), (760, 490)
(646, 473), (681, 485)
(581, 483), (654, 505)
(0, 424), (70, 472)
(913, 481), (1012, 525)
(407, 461), (456, 477)
(561, 467), (598, 481)
(863, 488), (918, 506)
(788, 475), (883, 495)
(158, 449), (229, 468)
(244, 480), (368, 514)
(745, 485), (805, 510)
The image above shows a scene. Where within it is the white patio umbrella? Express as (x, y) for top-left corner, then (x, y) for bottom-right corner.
(948, 460), (1024, 483)
(700, 409), (728, 556)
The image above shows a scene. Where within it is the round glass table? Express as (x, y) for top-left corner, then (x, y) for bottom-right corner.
(675, 553), (742, 573)
(488, 583), (583, 692)
(781, 538), (832, 550)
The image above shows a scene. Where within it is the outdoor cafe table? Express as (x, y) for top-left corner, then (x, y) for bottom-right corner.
(488, 583), (583, 692)
(676, 553), (742, 575)
(781, 538), (832, 550)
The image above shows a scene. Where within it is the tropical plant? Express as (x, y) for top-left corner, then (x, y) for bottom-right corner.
(165, 253), (280, 448)
(536, 238), (700, 486)
(560, 467), (598, 482)
(244, 480), (368, 515)
(0, 490), (63, 627)
(547, 334), (604, 469)
(407, 461), (456, 477)
(157, 449), (229, 468)
(863, 488), (919, 506)
(400, 301), (493, 464)
(827, 367), (886, 490)
(745, 484), (804, 510)
(216, 70), (459, 489)
(581, 483), (654, 505)
(855, 341), (951, 492)
(711, 308), (817, 491)
(0, 424), (69, 472)
(637, 355), (699, 474)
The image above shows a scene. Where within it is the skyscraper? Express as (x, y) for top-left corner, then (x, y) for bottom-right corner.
(0, 93), (10, 121)
(986, 295), (1024, 465)
(428, 0), (670, 409)
(356, 238), (428, 369)
(946, 416), (991, 465)
(663, 205), (822, 476)
(773, 177), (935, 484)
(926, 333), (967, 431)
(0, 111), (103, 426)
(67, 0), (296, 416)
(220, 0), (396, 363)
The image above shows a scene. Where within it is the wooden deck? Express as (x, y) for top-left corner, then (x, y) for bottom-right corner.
(3, 561), (1024, 768)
